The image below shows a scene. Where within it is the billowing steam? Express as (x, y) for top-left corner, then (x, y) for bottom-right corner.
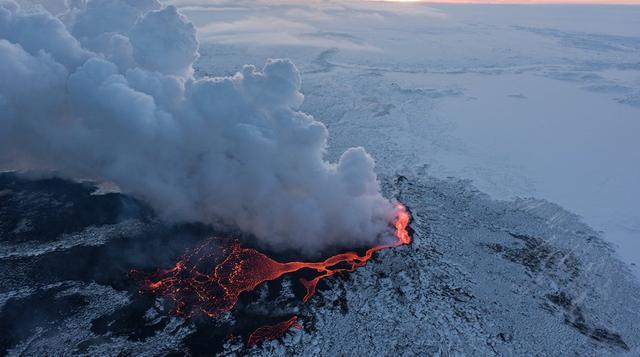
(0, 0), (395, 252)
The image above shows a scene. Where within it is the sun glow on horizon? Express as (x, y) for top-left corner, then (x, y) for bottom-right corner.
(369, 0), (640, 3)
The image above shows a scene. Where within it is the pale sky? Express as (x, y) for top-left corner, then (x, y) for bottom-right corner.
(373, 0), (640, 3)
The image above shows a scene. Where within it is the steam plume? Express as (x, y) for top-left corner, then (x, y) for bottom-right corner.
(0, 0), (395, 252)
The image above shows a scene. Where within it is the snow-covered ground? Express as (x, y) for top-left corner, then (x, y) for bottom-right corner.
(3, 170), (639, 356)
(177, 1), (640, 275)
(3, 2), (640, 356)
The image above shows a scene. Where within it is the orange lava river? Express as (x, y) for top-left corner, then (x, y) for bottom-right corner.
(132, 203), (411, 344)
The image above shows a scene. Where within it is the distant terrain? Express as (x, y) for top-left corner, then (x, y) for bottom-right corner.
(187, 2), (640, 273)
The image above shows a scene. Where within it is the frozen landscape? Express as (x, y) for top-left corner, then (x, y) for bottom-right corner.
(1, 0), (640, 356)
(181, 1), (640, 274)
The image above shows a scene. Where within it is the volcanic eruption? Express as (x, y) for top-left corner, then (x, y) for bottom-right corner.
(0, 0), (396, 254)
(132, 204), (410, 316)
(132, 203), (410, 345)
(1, 0), (411, 348)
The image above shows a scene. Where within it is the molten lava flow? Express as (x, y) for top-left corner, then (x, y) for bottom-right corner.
(133, 203), (411, 320)
(298, 203), (412, 301)
(247, 316), (302, 347)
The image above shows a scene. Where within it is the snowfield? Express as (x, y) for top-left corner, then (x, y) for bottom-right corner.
(2, 173), (638, 355)
(184, 2), (640, 275)
(1, 1), (639, 355)
(245, 175), (640, 355)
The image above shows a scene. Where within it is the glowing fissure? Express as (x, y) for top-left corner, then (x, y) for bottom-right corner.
(133, 203), (411, 322)
(247, 316), (303, 347)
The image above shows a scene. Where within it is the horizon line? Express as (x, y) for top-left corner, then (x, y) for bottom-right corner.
(371, 0), (640, 4)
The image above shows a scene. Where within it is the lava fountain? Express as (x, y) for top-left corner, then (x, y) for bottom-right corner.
(132, 203), (411, 342)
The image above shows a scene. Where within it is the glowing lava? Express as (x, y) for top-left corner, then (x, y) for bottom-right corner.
(247, 316), (302, 347)
(132, 203), (411, 320)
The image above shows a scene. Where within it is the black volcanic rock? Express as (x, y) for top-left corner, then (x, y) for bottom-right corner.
(0, 173), (152, 243)
(0, 173), (639, 356)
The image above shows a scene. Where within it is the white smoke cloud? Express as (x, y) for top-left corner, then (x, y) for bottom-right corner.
(0, 0), (396, 252)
